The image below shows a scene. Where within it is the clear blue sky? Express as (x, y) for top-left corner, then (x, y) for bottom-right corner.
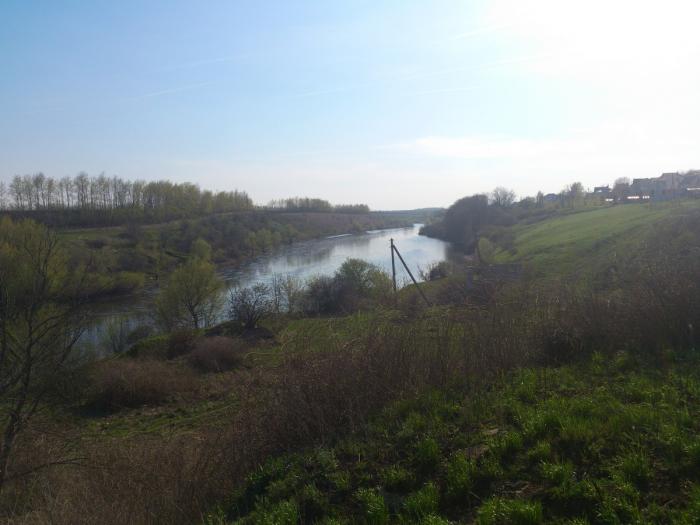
(2, 0), (699, 209)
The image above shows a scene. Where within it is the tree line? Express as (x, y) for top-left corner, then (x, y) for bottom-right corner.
(265, 197), (370, 214)
(0, 173), (252, 224)
(422, 182), (593, 250)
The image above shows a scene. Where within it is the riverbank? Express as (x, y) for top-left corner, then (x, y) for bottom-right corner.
(80, 222), (458, 348)
(54, 209), (424, 303)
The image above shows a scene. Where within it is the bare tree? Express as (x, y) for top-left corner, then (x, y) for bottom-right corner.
(490, 187), (516, 207)
(0, 217), (87, 493)
(229, 284), (272, 329)
(562, 181), (585, 208)
(536, 191), (545, 207)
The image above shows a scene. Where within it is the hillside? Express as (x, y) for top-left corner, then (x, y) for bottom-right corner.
(489, 200), (700, 280)
(4, 200), (700, 523)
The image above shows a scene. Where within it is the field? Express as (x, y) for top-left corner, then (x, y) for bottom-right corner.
(491, 200), (700, 278)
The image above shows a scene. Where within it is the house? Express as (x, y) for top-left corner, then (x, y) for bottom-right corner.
(593, 185), (611, 194)
(543, 193), (558, 203)
(624, 170), (700, 202)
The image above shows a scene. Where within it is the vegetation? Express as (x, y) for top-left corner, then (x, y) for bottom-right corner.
(4, 192), (700, 523)
(47, 207), (411, 301)
(219, 351), (700, 523)
(154, 255), (224, 330)
(3, 173), (252, 226)
(0, 218), (87, 493)
(488, 199), (700, 279)
(266, 197), (370, 214)
(421, 183), (608, 252)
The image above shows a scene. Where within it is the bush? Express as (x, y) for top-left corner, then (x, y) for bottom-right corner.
(127, 334), (169, 359)
(302, 275), (339, 315)
(168, 329), (198, 358)
(188, 337), (246, 373)
(88, 359), (196, 411)
(355, 488), (389, 524)
(302, 259), (391, 315)
(403, 482), (439, 519)
(126, 325), (153, 345)
(229, 283), (273, 329)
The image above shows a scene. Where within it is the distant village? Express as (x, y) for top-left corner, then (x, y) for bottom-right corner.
(543, 170), (700, 204)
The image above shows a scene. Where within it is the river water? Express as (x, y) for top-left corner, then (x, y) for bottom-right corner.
(82, 224), (457, 347)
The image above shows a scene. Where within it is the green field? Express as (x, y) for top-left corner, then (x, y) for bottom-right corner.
(491, 201), (700, 278)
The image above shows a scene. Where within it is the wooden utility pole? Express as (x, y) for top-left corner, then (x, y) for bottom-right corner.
(391, 239), (431, 307)
(390, 238), (397, 294)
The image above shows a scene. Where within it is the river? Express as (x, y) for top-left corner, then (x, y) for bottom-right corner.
(82, 224), (457, 348)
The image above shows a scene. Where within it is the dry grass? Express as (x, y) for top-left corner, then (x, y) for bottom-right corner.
(187, 337), (246, 373)
(87, 359), (197, 411)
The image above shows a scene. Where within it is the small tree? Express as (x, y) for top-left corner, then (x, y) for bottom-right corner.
(155, 258), (223, 330)
(280, 275), (304, 314)
(229, 283), (272, 330)
(0, 218), (86, 493)
(562, 182), (585, 208)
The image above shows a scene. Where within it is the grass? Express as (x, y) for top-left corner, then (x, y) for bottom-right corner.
(492, 200), (700, 277)
(213, 348), (700, 523)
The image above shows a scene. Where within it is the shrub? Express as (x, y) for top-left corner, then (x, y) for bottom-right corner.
(167, 329), (198, 358)
(403, 482), (439, 519)
(445, 452), (475, 501)
(188, 337), (246, 373)
(127, 334), (169, 359)
(302, 259), (391, 315)
(302, 275), (339, 315)
(88, 359), (196, 411)
(381, 465), (415, 493)
(229, 283), (273, 329)
(355, 488), (389, 525)
(126, 324), (152, 345)
(414, 437), (440, 472)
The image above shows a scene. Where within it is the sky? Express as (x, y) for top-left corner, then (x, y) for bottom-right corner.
(2, 0), (700, 209)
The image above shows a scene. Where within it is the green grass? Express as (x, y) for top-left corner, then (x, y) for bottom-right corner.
(492, 200), (700, 277)
(214, 348), (700, 523)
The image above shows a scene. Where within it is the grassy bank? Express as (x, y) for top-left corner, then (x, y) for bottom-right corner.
(490, 200), (700, 278)
(213, 348), (700, 524)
